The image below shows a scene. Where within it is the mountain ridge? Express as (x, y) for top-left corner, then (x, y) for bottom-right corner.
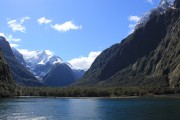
(43, 63), (78, 87)
(76, 0), (180, 88)
(0, 37), (43, 86)
(12, 48), (85, 86)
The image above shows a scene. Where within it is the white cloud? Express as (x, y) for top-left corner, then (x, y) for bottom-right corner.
(147, 0), (153, 4)
(6, 35), (21, 42)
(0, 32), (5, 37)
(0, 32), (21, 48)
(37, 17), (52, 25)
(10, 43), (19, 47)
(18, 49), (54, 59)
(68, 51), (101, 70)
(7, 16), (30, 32)
(128, 16), (141, 23)
(17, 49), (38, 59)
(51, 21), (82, 32)
(128, 16), (141, 34)
(20, 16), (30, 23)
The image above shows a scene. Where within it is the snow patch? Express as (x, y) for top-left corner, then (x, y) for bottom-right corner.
(135, 0), (175, 30)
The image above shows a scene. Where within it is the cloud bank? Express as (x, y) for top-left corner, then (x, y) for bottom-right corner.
(68, 51), (101, 70)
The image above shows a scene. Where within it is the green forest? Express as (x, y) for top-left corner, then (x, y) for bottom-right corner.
(1, 85), (180, 98)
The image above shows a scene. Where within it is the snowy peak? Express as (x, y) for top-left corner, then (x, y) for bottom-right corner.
(13, 48), (85, 82)
(48, 55), (63, 65)
(135, 0), (175, 30)
(158, 0), (175, 13)
(158, 0), (175, 10)
(14, 49), (63, 79)
(24, 50), (63, 67)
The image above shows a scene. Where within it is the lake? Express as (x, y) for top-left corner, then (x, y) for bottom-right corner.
(0, 97), (180, 120)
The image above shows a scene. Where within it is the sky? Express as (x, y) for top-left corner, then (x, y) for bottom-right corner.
(0, 0), (160, 69)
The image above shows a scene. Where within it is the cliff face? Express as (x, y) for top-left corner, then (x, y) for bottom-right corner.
(0, 37), (43, 86)
(0, 48), (16, 97)
(77, 0), (180, 88)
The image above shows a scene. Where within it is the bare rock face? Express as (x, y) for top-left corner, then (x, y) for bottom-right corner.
(77, 0), (180, 88)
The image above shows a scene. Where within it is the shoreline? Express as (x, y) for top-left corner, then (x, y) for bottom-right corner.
(10, 93), (180, 99)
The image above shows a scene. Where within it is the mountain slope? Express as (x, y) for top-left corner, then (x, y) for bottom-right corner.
(77, 0), (180, 88)
(16, 50), (63, 79)
(43, 63), (78, 87)
(12, 47), (26, 67)
(0, 37), (43, 86)
(13, 48), (85, 86)
(0, 48), (16, 97)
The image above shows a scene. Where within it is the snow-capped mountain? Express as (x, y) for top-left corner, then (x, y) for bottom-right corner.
(12, 49), (63, 80)
(25, 50), (63, 79)
(12, 48), (85, 82)
(24, 50), (63, 68)
(158, 0), (175, 10)
(136, 0), (175, 30)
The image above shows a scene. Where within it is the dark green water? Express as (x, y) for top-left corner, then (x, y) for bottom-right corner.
(0, 97), (180, 120)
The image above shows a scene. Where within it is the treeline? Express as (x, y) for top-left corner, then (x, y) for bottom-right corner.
(0, 82), (16, 98)
(2, 84), (180, 98)
(15, 86), (180, 97)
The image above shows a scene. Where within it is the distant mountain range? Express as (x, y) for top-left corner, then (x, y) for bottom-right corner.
(76, 0), (180, 88)
(0, 36), (85, 87)
(12, 47), (85, 87)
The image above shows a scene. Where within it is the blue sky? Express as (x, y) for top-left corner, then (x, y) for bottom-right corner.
(0, 0), (160, 69)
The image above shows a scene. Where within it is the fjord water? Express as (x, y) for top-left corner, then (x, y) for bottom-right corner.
(0, 98), (180, 120)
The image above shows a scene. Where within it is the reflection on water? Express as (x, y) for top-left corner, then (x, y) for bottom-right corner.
(0, 97), (180, 120)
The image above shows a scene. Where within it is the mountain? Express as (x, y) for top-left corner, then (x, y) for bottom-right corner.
(73, 69), (85, 79)
(12, 49), (63, 79)
(66, 62), (85, 79)
(13, 48), (85, 86)
(0, 47), (16, 97)
(43, 63), (78, 87)
(136, 0), (175, 30)
(76, 0), (180, 88)
(12, 47), (26, 67)
(0, 37), (43, 86)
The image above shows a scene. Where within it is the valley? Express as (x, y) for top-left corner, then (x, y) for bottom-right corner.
(0, 0), (179, 98)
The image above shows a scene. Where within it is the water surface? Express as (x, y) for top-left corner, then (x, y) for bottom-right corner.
(0, 97), (180, 120)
